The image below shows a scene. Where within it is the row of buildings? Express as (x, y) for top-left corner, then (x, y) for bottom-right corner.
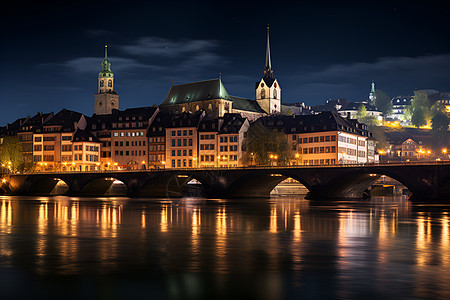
(1, 103), (376, 172)
(1, 29), (377, 172)
(311, 84), (450, 126)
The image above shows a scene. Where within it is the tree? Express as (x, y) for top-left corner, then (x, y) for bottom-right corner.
(411, 108), (427, 128)
(242, 123), (293, 166)
(374, 90), (393, 116)
(356, 104), (367, 120)
(430, 102), (450, 147)
(411, 90), (431, 127)
(0, 135), (25, 173)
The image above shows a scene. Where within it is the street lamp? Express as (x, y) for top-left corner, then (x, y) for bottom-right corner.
(192, 157), (197, 168)
(295, 153), (300, 166)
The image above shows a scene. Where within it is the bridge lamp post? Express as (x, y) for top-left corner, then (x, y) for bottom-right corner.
(114, 162), (118, 170)
(161, 161), (166, 169)
(295, 153), (300, 166)
(250, 153), (254, 166)
(192, 157), (197, 168)
(141, 160), (146, 170)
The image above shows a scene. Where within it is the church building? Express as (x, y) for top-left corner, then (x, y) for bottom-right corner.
(159, 27), (282, 120)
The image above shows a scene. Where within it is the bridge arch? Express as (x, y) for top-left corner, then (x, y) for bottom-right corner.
(78, 176), (128, 196)
(314, 168), (413, 199)
(225, 170), (311, 198)
(29, 177), (70, 195)
(138, 173), (207, 198)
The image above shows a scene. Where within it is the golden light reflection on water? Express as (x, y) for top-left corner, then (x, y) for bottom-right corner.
(0, 196), (448, 298)
(160, 204), (168, 232)
(215, 206), (227, 273)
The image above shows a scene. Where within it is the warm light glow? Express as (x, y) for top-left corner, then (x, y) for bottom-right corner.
(192, 157), (197, 161)
(141, 161), (145, 164)
(1, 179), (6, 183)
(295, 153), (299, 158)
(161, 161), (166, 164)
(442, 148), (447, 154)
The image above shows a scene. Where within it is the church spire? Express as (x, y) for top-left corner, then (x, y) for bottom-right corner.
(99, 44), (114, 79)
(369, 80), (376, 102)
(263, 25), (273, 79)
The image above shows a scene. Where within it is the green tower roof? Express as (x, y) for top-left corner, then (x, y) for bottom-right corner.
(99, 45), (114, 78)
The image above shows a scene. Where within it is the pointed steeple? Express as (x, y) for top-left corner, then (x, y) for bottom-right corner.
(99, 44), (114, 78)
(369, 80), (376, 102)
(263, 25), (273, 79)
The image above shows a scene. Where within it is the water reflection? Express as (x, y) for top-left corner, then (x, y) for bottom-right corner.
(0, 196), (448, 299)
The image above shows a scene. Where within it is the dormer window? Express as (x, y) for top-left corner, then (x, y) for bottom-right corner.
(100, 80), (104, 87)
(108, 80), (112, 87)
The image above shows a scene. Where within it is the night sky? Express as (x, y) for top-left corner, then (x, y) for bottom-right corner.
(2, 0), (450, 125)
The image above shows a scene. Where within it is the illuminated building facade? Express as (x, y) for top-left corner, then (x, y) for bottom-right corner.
(256, 112), (375, 165)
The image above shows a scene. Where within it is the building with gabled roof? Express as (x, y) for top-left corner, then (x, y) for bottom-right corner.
(254, 111), (375, 165)
(160, 78), (267, 121)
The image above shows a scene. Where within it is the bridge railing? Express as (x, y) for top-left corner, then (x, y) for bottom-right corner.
(10, 160), (450, 175)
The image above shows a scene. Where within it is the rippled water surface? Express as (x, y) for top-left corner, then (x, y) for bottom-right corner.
(0, 195), (449, 299)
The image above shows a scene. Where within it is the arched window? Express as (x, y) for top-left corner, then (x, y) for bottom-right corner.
(182, 107), (186, 112)
(261, 89), (266, 98)
(108, 80), (112, 87)
(208, 103), (212, 111)
(196, 105), (199, 111)
(100, 80), (104, 87)
(273, 89), (277, 99)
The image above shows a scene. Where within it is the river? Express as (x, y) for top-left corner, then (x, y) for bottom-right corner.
(0, 195), (449, 299)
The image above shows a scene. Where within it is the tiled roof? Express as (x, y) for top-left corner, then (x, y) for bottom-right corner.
(161, 79), (230, 106)
(218, 113), (246, 134)
(230, 96), (266, 114)
(72, 129), (101, 143)
(255, 111), (372, 137)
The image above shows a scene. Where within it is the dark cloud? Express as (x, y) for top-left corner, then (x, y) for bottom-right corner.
(120, 37), (219, 58)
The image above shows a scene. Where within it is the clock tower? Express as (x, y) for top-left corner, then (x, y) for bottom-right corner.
(256, 26), (281, 114)
(94, 45), (119, 115)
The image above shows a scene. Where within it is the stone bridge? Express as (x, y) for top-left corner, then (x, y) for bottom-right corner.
(1, 162), (449, 201)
